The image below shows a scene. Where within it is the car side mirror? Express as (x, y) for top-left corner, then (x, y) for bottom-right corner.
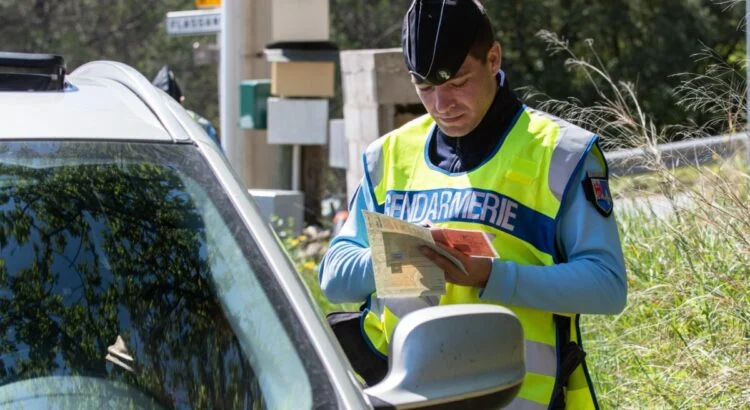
(363, 304), (525, 409)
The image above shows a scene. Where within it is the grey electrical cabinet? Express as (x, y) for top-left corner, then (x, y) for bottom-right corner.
(267, 97), (328, 145)
(248, 189), (305, 234)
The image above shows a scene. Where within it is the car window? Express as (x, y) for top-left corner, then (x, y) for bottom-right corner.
(0, 141), (337, 409)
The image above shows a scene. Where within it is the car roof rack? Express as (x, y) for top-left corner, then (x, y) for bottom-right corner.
(0, 52), (66, 91)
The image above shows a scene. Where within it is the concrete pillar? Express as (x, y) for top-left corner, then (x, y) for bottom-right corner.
(244, 0), (292, 189)
(222, 0), (289, 190)
(339, 48), (423, 200)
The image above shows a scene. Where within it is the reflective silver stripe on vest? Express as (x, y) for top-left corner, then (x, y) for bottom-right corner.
(525, 340), (557, 377)
(363, 136), (389, 192)
(528, 109), (597, 202)
(367, 295), (384, 317)
(364, 120), (436, 199)
(504, 397), (548, 410)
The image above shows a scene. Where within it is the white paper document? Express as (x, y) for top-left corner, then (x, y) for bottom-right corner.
(363, 211), (470, 298)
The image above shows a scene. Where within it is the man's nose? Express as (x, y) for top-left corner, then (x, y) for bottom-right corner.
(433, 87), (456, 114)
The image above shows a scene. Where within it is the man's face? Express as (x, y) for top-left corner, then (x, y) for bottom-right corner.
(413, 42), (501, 137)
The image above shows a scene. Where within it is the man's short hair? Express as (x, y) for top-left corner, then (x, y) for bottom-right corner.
(468, 12), (495, 63)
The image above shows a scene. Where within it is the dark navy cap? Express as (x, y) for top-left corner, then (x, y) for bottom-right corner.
(402, 0), (489, 85)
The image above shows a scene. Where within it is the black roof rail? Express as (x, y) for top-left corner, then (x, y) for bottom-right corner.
(0, 52), (66, 91)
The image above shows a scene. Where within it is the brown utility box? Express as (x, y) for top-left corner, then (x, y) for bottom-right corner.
(271, 61), (335, 98)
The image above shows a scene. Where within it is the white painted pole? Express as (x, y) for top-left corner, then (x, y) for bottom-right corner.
(220, 0), (242, 173)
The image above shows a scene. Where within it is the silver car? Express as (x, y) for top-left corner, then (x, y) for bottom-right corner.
(0, 52), (525, 409)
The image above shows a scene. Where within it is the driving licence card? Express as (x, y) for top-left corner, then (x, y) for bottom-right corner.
(431, 229), (499, 258)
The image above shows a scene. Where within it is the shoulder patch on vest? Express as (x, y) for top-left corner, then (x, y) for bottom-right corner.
(582, 172), (613, 217)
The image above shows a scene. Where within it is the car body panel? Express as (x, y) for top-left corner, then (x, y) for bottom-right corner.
(0, 58), (372, 409)
(196, 136), (372, 409)
(71, 61), (193, 143)
(0, 77), (171, 140)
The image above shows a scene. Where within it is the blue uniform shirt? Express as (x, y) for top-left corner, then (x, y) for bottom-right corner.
(319, 72), (627, 315)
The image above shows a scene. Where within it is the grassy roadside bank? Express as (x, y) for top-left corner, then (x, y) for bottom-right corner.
(585, 163), (749, 408)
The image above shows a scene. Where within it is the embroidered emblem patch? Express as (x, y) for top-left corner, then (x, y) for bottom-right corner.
(583, 173), (613, 217)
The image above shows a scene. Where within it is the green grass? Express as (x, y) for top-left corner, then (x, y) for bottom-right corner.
(276, 227), (359, 316)
(585, 165), (750, 409)
(283, 162), (749, 409)
(516, 27), (748, 408)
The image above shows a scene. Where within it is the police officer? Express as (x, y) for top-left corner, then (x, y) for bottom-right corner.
(319, 1), (627, 408)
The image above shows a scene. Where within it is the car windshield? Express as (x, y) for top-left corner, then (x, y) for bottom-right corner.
(0, 141), (336, 409)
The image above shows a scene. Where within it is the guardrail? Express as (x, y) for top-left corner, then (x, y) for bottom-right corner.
(604, 133), (748, 176)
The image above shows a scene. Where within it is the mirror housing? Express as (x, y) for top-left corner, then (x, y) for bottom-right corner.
(364, 304), (525, 409)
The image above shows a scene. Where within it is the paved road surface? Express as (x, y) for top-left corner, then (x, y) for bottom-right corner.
(615, 194), (693, 219)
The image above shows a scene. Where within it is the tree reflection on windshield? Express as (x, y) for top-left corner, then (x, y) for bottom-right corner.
(0, 147), (262, 409)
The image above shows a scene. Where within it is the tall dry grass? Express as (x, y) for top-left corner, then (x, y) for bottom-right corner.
(528, 30), (749, 409)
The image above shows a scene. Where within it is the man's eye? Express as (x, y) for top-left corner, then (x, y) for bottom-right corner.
(452, 80), (468, 88)
(418, 85), (434, 92)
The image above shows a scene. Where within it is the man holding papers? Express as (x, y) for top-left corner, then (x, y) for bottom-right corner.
(319, 1), (627, 408)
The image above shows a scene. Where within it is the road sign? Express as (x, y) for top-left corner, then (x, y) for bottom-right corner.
(195, 0), (222, 8)
(166, 9), (221, 36)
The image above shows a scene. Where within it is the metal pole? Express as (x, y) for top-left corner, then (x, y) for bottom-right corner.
(292, 144), (301, 191)
(220, 0), (242, 173)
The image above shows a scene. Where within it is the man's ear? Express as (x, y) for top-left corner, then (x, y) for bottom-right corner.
(488, 41), (502, 72)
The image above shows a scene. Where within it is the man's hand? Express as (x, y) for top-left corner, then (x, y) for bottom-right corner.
(419, 243), (492, 288)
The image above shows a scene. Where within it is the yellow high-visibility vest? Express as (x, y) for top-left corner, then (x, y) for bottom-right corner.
(360, 108), (605, 409)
